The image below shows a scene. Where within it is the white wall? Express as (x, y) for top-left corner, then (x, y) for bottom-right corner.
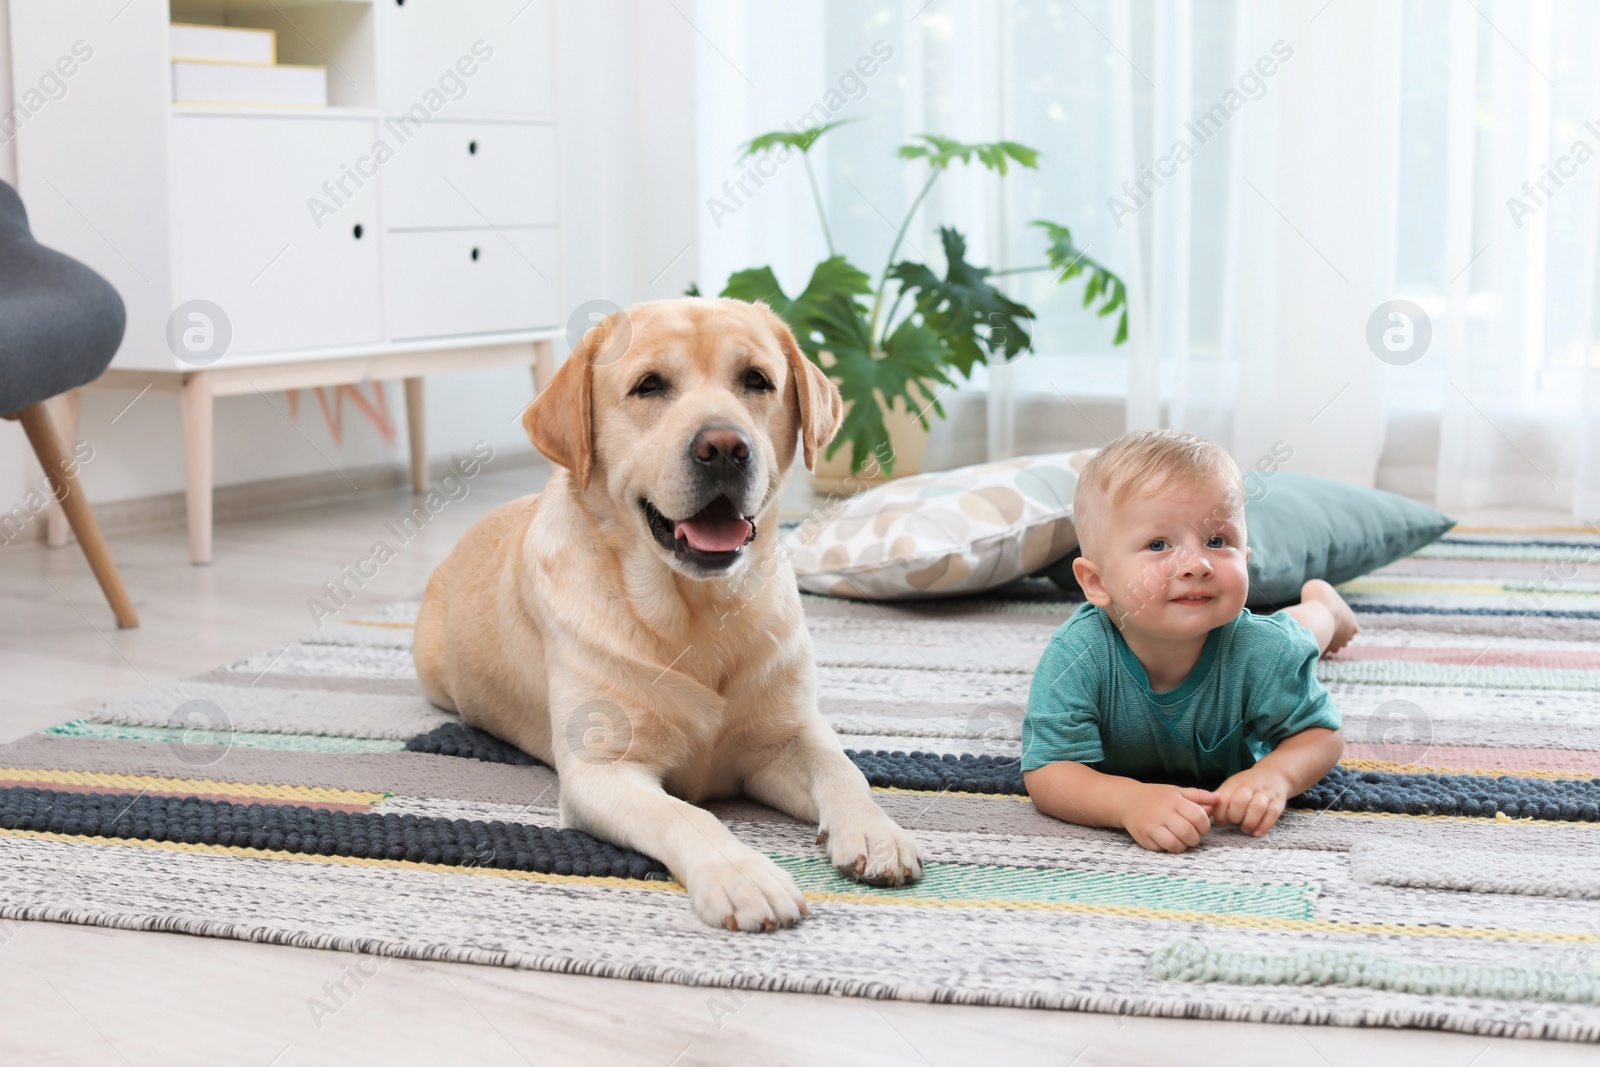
(558, 0), (699, 308)
(0, 0), (12, 183)
(0, 0), (29, 515)
(0, 0), (699, 517)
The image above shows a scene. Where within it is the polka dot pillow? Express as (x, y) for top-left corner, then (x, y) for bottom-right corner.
(784, 449), (1096, 599)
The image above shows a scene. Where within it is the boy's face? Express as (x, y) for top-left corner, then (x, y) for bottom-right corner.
(1073, 476), (1250, 642)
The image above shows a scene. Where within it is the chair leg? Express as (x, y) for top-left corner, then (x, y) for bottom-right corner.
(532, 338), (556, 395)
(16, 402), (139, 629)
(523, 339), (556, 434)
(403, 376), (427, 494)
(45, 389), (80, 548)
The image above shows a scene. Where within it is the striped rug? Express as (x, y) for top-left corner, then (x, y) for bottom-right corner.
(3, 528), (1599, 1042)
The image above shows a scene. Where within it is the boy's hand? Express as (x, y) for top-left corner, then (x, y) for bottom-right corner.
(1213, 765), (1290, 836)
(1121, 784), (1216, 853)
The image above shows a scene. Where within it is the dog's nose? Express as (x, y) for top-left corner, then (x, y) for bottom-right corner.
(691, 425), (752, 472)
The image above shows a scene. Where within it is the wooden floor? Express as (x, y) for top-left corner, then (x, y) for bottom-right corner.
(0, 461), (1580, 1066)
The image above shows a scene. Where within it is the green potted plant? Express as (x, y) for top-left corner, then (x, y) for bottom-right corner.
(715, 125), (1129, 491)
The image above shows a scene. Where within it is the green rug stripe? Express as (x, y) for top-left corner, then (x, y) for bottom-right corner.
(770, 855), (1318, 920)
(1148, 940), (1600, 1005)
(1314, 660), (1600, 692)
(44, 721), (408, 755)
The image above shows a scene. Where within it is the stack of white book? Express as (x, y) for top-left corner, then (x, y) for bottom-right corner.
(170, 23), (327, 107)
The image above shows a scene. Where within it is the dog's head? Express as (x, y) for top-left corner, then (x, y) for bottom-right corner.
(524, 298), (841, 577)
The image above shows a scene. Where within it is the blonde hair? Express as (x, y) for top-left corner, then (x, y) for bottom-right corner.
(1074, 430), (1244, 556)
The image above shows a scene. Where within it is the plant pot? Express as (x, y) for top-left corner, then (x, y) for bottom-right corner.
(806, 391), (931, 496)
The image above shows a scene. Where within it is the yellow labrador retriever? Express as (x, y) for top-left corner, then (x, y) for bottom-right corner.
(414, 297), (924, 931)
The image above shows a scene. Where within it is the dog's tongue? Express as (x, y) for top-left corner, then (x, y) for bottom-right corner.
(674, 497), (753, 553)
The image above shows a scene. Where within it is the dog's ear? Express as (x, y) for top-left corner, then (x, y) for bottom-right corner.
(524, 329), (601, 489)
(765, 306), (842, 472)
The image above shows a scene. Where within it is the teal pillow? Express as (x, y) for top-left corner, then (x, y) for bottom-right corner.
(1239, 473), (1455, 606)
(1040, 472), (1454, 608)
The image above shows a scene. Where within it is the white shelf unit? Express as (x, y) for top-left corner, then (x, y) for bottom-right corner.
(9, 0), (562, 561)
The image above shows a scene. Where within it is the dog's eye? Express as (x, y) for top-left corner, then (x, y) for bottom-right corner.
(742, 368), (774, 393)
(630, 373), (666, 398)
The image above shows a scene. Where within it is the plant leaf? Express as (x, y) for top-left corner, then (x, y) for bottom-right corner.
(720, 257), (871, 358)
(800, 256), (874, 306)
(738, 120), (854, 161)
(889, 227), (1037, 377)
(824, 319), (952, 476)
(1033, 220), (1130, 347)
(721, 258), (915, 475)
(898, 134), (1040, 174)
(721, 266), (794, 319)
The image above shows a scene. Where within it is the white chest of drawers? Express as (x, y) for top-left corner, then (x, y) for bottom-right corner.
(9, 0), (563, 562)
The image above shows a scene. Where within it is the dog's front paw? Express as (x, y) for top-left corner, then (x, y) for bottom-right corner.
(821, 808), (924, 887)
(685, 846), (809, 932)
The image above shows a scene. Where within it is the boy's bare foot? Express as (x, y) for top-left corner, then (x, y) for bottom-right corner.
(1301, 579), (1359, 654)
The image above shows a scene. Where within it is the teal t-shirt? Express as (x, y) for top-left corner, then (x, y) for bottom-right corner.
(1022, 604), (1340, 786)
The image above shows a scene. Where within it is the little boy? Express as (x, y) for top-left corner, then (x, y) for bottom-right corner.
(1022, 430), (1356, 853)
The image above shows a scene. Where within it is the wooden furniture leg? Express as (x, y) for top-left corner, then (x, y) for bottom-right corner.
(532, 338), (557, 394)
(45, 389), (81, 547)
(90, 340), (557, 563)
(16, 403), (139, 628)
(403, 376), (427, 493)
(180, 371), (214, 565)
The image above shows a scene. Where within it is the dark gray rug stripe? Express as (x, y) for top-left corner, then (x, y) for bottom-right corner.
(405, 723), (544, 766)
(1352, 603), (1600, 620)
(402, 725), (1600, 823)
(1296, 767), (1600, 821)
(0, 785), (669, 880)
(1439, 536), (1600, 548)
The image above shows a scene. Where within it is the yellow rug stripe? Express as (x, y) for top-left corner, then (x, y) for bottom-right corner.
(1337, 758), (1590, 781)
(1338, 577), (1600, 597)
(0, 768), (387, 807)
(3, 827), (1591, 944)
(799, 890), (1600, 943)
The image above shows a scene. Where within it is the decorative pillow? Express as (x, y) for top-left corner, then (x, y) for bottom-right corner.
(1235, 472), (1455, 607)
(1040, 471), (1455, 608)
(785, 450), (1096, 599)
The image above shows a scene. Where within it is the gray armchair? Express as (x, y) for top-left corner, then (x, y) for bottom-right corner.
(0, 178), (137, 628)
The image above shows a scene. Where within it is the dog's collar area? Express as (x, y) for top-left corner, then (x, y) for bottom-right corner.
(641, 496), (757, 571)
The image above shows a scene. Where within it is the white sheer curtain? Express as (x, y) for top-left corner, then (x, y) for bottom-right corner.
(1433, 0), (1600, 518)
(1074, 0), (1600, 518)
(690, 0), (1600, 519)
(1110, 0), (1401, 486)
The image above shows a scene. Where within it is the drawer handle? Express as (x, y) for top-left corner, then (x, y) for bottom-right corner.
(468, 140), (478, 155)
(470, 247), (480, 261)
(352, 223), (364, 240)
